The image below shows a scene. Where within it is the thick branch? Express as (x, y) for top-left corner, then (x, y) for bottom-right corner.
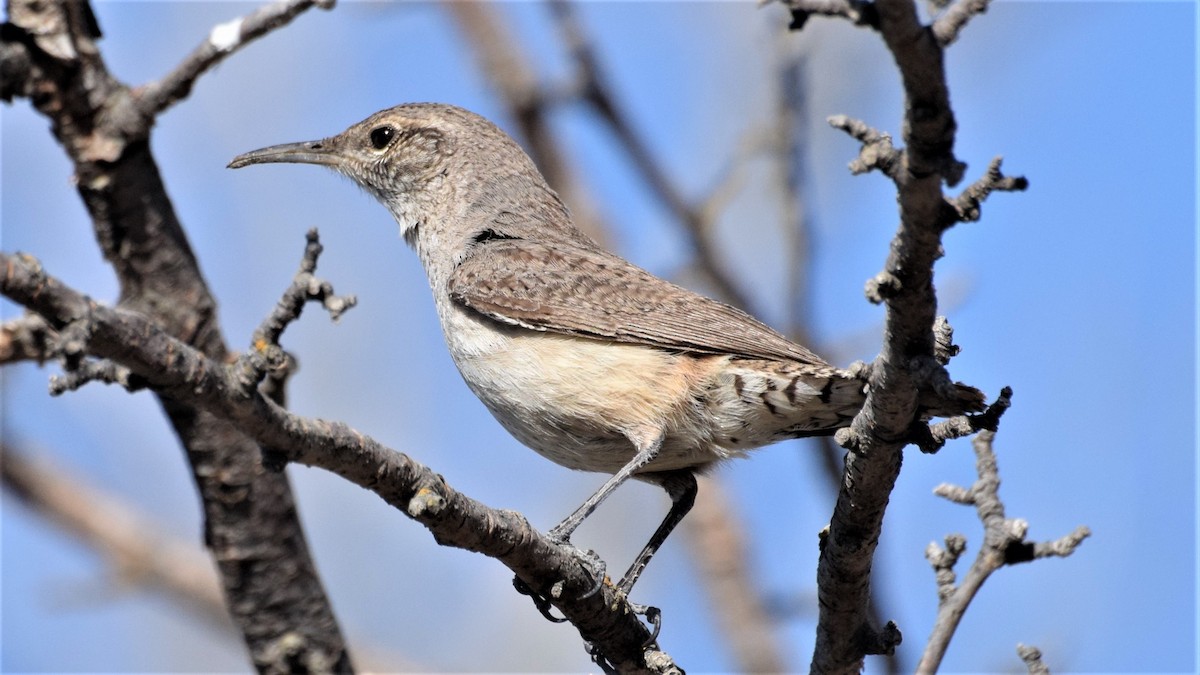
(0, 249), (678, 674)
(806, 0), (1021, 670)
(4, 1), (351, 670)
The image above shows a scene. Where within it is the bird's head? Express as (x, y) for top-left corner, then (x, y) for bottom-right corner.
(229, 103), (549, 248)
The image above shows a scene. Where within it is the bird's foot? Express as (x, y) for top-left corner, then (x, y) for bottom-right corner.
(628, 601), (663, 648)
(512, 576), (568, 623)
(546, 530), (608, 599)
(608, 587), (663, 648)
(513, 536), (608, 622)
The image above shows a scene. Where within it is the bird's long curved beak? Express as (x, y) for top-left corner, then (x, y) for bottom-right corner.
(227, 140), (338, 169)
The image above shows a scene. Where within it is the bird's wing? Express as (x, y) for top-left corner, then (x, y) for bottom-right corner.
(448, 238), (827, 365)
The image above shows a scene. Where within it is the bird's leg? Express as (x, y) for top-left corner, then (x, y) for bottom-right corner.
(616, 469), (698, 598)
(528, 434), (665, 603)
(548, 433), (665, 542)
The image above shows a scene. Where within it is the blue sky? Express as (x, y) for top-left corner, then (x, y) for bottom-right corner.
(2, 1), (1195, 672)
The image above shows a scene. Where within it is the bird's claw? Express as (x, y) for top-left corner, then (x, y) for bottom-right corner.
(512, 576), (568, 623)
(627, 600), (663, 648)
(513, 540), (608, 622)
(574, 547), (607, 599)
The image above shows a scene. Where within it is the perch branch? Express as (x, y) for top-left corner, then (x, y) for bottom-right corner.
(0, 244), (679, 675)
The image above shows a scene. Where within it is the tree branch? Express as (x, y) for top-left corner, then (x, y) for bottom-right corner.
(918, 431), (1090, 672)
(793, 0), (1024, 670)
(0, 313), (54, 364)
(443, 1), (609, 245)
(1017, 643), (1051, 675)
(3, 1), (352, 670)
(0, 441), (232, 631)
(136, 0), (334, 119)
(930, 0), (992, 48)
(682, 476), (786, 673)
(1, 244), (680, 674)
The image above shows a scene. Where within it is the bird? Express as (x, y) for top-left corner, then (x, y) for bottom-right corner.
(228, 102), (984, 608)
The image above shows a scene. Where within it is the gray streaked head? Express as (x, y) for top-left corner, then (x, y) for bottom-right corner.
(228, 103), (556, 247)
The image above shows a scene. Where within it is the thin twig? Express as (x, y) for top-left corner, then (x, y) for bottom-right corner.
(775, 0), (880, 32)
(945, 157), (1029, 226)
(931, 0), (993, 47)
(917, 431), (1090, 672)
(1017, 643), (1051, 675)
(136, 0), (334, 118)
(232, 229), (356, 394)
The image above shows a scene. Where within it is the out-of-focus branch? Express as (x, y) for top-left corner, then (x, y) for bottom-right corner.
(0, 441), (232, 629)
(0, 245), (680, 675)
(930, 0), (992, 47)
(1017, 644), (1051, 675)
(682, 476), (785, 673)
(444, 2), (607, 245)
(547, 0), (756, 314)
(0, 440), (424, 671)
(776, 0), (880, 32)
(772, 43), (902, 675)
(918, 430), (1089, 672)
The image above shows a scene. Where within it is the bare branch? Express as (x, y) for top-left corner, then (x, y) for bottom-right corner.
(136, 0), (334, 119)
(920, 386), (1013, 451)
(0, 313), (54, 364)
(828, 115), (902, 179)
(1032, 526), (1091, 560)
(1017, 643), (1052, 675)
(547, 0), (756, 313)
(233, 229), (356, 392)
(945, 157), (1029, 225)
(49, 358), (142, 395)
(0, 442), (231, 630)
(931, 0), (993, 48)
(683, 476), (786, 673)
(5, 0), (354, 666)
(776, 0), (880, 32)
(808, 0), (1004, 668)
(0, 248), (678, 674)
(443, 2), (610, 245)
(918, 430), (1090, 672)
(697, 128), (773, 226)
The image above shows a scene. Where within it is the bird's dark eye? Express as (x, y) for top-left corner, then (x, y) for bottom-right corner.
(369, 126), (395, 150)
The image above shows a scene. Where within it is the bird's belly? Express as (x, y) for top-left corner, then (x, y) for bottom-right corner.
(446, 320), (728, 474)
(438, 308), (863, 476)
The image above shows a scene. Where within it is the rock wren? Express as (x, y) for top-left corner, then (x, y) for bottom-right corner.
(229, 103), (983, 601)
